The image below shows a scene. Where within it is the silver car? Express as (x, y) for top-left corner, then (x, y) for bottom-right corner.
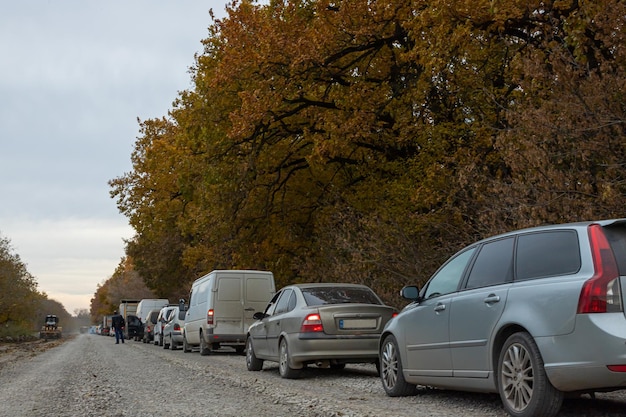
(380, 219), (626, 417)
(247, 283), (397, 378)
(163, 306), (186, 350)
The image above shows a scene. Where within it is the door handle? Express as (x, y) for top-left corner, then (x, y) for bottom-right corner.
(434, 303), (446, 312)
(484, 295), (501, 304)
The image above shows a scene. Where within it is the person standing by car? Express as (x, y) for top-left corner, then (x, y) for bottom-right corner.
(111, 311), (125, 344)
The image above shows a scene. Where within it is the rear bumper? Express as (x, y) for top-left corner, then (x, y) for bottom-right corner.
(287, 333), (380, 367)
(536, 313), (626, 392)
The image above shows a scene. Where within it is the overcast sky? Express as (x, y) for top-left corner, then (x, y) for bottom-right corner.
(0, 1), (228, 315)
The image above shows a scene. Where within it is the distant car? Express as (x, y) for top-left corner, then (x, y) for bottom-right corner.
(163, 306), (186, 350)
(154, 305), (177, 346)
(246, 283), (397, 378)
(142, 309), (160, 343)
(379, 219), (626, 417)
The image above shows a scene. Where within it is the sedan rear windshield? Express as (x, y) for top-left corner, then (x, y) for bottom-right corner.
(302, 287), (382, 306)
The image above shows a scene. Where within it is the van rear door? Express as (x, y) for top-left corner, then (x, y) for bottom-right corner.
(243, 272), (276, 331)
(213, 274), (246, 336)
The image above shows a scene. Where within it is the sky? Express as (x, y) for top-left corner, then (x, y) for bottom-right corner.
(0, 1), (228, 315)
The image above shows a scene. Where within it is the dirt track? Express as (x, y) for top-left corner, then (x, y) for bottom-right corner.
(0, 334), (624, 416)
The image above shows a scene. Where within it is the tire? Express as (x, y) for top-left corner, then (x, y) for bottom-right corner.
(199, 331), (211, 356)
(278, 338), (301, 379)
(183, 336), (191, 353)
(380, 334), (417, 396)
(498, 332), (563, 417)
(246, 337), (263, 371)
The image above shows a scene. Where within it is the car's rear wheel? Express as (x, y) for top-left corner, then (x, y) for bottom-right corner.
(380, 334), (417, 396)
(246, 337), (263, 371)
(498, 332), (563, 417)
(278, 338), (301, 379)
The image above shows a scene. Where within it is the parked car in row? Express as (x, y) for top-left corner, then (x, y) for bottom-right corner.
(154, 305), (177, 346)
(379, 219), (626, 417)
(163, 305), (186, 350)
(183, 270), (276, 355)
(246, 283), (397, 378)
(142, 309), (160, 343)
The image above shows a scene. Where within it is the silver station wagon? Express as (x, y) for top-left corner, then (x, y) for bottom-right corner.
(380, 219), (626, 417)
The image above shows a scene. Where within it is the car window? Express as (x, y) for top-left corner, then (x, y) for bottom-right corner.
(423, 247), (476, 299)
(301, 287), (382, 306)
(516, 231), (581, 280)
(274, 289), (295, 314)
(465, 238), (514, 289)
(264, 291), (282, 316)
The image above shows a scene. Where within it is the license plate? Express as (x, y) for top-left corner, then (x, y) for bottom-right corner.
(339, 318), (377, 329)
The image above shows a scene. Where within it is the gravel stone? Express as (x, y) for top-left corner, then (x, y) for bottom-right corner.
(0, 334), (624, 416)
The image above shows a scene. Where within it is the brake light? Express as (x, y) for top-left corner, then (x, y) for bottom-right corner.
(300, 313), (324, 333)
(608, 365), (626, 372)
(577, 224), (623, 313)
(174, 323), (181, 331)
(207, 309), (214, 325)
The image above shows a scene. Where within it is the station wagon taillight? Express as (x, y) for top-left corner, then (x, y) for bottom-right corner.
(300, 313), (324, 333)
(207, 309), (214, 325)
(577, 224), (623, 314)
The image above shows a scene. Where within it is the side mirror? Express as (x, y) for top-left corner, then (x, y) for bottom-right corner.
(400, 285), (420, 301)
(253, 312), (266, 320)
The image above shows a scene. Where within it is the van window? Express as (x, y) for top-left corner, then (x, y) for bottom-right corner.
(516, 230), (581, 280)
(246, 277), (272, 302)
(189, 289), (196, 307)
(465, 238), (514, 289)
(217, 278), (240, 301)
(197, 281), (210, 305)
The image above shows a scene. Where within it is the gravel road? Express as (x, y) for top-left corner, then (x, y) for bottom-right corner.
(0, 334), (625, 417)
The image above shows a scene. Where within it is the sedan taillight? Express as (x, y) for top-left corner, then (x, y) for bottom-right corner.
(300, 313), (324, 333)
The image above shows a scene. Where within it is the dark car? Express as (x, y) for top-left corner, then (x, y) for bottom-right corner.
(125, 314), (143, 341)
(246, 283), (397, 378)
(142, 309), (160, 343)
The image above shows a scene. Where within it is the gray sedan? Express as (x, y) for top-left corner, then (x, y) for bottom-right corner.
(246, 283), (397, 378)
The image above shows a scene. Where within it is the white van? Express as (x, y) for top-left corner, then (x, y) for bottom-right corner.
(136, 299), (169, 324)
(183, 270), (275, 355)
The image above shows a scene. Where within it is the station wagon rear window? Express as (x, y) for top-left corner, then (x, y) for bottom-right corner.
(516, 230), (581, 280)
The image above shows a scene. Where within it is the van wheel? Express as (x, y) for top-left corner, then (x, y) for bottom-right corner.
(278, 338), (301, 379)
(380, 334), (417, 396)
(200, 332), (212, 356)
(246, 337), (263, 371)
(183, 336), (191, 353)
(498, 332), (563, 417)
